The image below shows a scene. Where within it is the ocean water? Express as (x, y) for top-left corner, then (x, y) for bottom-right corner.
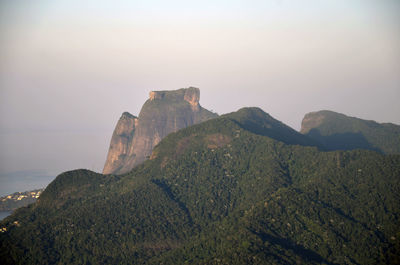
(0, 211), (12, 221)
(0, 170), (54, 197)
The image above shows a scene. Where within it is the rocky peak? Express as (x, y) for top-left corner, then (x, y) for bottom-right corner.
(149, 91), (163, 101)
(300, 111), (330, 134)
(103, 87), (217, 175)
(149, 87), (200, 105)
(103, 112), (138, 174)
(183, 87), (200, 111)
(121, 111), (136, 119)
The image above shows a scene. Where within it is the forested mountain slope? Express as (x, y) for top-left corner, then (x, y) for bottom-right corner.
(301, 110), (400, 154)
(1, 108), (399, 264)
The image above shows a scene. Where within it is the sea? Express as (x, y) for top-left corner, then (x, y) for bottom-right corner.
(0, 211), (12, 221)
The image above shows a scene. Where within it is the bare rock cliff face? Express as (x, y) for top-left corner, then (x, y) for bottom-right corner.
(103, 112), (138, 174)
(103, 87), (217, 175)
(300, 111), (327, 134)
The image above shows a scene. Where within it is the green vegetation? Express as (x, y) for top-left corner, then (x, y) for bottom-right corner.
(1, 108), (399, 264)
(223, 107), (320, 147)
(301, 110), (400, 154)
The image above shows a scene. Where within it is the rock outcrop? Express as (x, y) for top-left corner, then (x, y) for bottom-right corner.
(103, 87), (217, 174)
(300, 110), (400, 154)
(103, 112), (138, 174)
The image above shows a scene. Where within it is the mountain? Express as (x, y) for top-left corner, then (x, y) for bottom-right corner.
(103, 87), (217, 175)
(1, 107), (399, 264)
(223, 107), (320, 147)
(102, 112), (138, 175)
(301, 110), (400, 154)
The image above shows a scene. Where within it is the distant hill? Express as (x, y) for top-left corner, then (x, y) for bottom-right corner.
(301, 110), (400, 154)
(1, 107), (399, 264)
(223, 107), (320, 147)
(0, 189), (43, 212)
(103, 87), (217, 175)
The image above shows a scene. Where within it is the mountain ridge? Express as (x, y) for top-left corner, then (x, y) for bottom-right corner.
(1, 107), (399, 264)
(301, 110), (400, 154)
(224, 107), (321, 147)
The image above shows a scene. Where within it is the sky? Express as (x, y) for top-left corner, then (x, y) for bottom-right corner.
(0, 0), (399, 194)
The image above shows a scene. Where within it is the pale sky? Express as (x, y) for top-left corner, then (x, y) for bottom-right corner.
(0, 0), (399, 192)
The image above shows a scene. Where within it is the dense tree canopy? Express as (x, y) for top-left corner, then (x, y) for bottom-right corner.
(1, 108), (399, 264)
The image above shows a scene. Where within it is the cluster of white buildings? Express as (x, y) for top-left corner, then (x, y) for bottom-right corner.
(1, 190), (42, 202)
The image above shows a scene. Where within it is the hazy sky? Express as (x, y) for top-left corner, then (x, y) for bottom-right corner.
(0, 0), (399, 189)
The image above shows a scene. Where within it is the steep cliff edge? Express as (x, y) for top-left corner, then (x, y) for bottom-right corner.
(103, 87), (217, 174)
(103, 112), (138, 174)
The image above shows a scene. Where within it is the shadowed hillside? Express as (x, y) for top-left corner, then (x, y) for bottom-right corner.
(301, 110), (400, 154)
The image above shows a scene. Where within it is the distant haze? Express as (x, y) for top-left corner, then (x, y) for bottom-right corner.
(0, 1), (399, 189)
